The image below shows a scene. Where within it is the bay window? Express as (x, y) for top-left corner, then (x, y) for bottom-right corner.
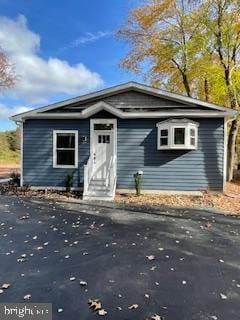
(157, 119), (199, 150)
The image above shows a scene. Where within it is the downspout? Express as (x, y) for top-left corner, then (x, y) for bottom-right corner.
(223, 116), (237, 192)
(16, 121), (23, 187)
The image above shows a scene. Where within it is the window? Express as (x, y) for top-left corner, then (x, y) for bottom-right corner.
(53, 130), (78, 168)
(157, 119), (199, 150)
(98, 135), (110, 144)
(160, 129), (168, 146)
(190, 127), (196, 146)
(174, 128), (185, 145)
(94, 123), (114, 130)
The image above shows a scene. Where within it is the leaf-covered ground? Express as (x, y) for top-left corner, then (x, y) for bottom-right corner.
(0, 195), (240, 319)
(115, 181), (240, 215)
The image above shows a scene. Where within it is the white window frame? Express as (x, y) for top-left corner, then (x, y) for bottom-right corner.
(157, 119), (199, 150)
(53, 130), (78, 168)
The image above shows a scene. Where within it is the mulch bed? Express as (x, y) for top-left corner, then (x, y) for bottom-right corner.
(115, 181), (240, 215)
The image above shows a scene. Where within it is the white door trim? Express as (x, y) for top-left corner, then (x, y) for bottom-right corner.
(90, 118), (117, 176)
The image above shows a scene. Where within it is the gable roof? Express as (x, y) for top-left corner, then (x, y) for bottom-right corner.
(10, 81), (238, 122)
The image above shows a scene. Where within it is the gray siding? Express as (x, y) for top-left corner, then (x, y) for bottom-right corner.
(117, 118), (224, 191)
(23, 118), (224, 191)
(23, 120), (90, 187)
(48, 90), (212, 112)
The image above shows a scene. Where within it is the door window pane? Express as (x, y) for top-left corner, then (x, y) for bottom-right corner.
(94, 124), (113, 130)
(98, 135), (110, 144)
(106, 135), (110, 144)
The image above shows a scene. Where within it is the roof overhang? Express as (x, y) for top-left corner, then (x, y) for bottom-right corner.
(11, 101), (237, 122)
(10, 81), (238, 122)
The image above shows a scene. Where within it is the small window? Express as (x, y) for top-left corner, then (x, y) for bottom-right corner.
(157, 119), (199, 150)
(190, 127), (196, 147)
(94, 123), (114, 130)
(160, 129), (168, 146)
(53, 131), (78, 168)
(98, 135), (110, 144)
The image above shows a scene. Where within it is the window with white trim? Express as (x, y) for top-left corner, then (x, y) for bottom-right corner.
(157, 119), (199, 150)
(160, 129), (168, 146)
(53, 130), (78, 168)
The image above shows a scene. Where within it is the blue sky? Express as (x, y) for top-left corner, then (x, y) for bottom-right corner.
(0, 0), (144, 131)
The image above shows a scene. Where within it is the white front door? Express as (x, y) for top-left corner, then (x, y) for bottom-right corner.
(91, 120), (116, 180)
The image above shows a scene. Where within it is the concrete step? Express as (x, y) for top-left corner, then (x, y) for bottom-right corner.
(89, 185), (110, 191)
(82, 195), (114, 201)
(87, 190), (112, 196)
(90, 179), (107, 186)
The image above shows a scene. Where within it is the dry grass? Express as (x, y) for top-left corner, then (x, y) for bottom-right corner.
(0, 165), (20, 179)
(115, 181), (240, 215)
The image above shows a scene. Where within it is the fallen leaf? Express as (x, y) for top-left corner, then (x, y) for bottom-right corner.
(128, 304), (138, 310)
(151, 314), (165, 320)
(98, 309), (107, 316)
(17, 258), (27, 263)
(19, 215), (29, 220)
(80, 281), (87, 286)
(23, 294), (31, 300)
(220, 293), (227, 299)
(146, 255), (155, 261)
(88, 299), (102, 311)
(0, 283), (11, 289)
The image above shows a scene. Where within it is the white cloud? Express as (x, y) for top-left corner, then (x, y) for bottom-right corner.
(0, 15), (104, 103)
(60, 31), (111, 52)
(0, 103), (31, 120)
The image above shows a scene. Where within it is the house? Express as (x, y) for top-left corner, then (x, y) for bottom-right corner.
(10, 82), (237, 200)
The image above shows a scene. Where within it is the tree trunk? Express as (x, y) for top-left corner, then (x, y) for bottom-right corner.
(227, 118), (239, 181)
(181, 72), (191, 97)
(204, 78), (209, 102)
(223, 73), (238, 181)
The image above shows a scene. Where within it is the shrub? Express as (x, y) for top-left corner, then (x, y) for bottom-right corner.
(134, 172), (143, 196)
(65, 173), (73, 193)
(10, 172), (20, 186)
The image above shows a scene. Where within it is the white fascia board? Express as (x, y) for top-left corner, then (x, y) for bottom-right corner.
(81, 101), (123, 118)
(19, 111), (231, 120)
(9, 83), (136, 121)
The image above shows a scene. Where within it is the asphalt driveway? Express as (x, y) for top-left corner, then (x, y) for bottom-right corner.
(0, 195), (239, 320)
